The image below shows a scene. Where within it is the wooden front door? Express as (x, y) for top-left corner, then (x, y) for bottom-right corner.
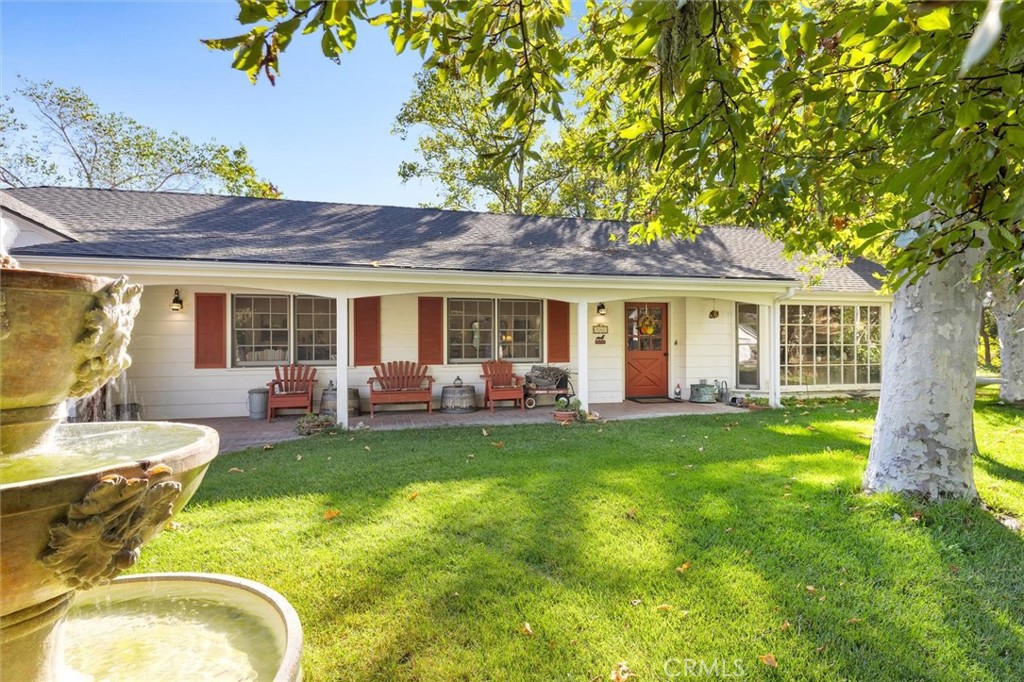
(625, 302), (668, 397)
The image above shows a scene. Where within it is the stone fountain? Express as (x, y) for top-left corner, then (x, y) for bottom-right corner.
(0, 266), (302, 680)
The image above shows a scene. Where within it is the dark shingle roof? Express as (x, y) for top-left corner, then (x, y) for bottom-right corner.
(5, 187), (883, 292)
(0, 191), (78, 240)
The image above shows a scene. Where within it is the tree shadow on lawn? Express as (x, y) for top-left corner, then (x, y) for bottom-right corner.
(146, 408), (1024, 681)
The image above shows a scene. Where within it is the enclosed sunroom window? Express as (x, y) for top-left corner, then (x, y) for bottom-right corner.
(780, 304), (882, 386)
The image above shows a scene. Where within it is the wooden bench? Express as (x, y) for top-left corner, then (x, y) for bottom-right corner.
(367, 361), (434, 417)
(481, 359), (525, 412)
(267, 364), (317, 421)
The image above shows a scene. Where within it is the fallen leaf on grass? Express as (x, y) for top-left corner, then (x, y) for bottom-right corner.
(815, 643), (829, 654)
(625, 508), (638, 520)
(725, 527), (734, 533)
(164, 521), (181, 531)
(408, 491), (420, 501)
(323, 509), (341, 521)
(800, 411), (811, 416)
(364, 446), (372, 452)
(263, 444), (274, 450)
(228, 467), (244, 474)
(676, 562), (692, 573)
(655, 604), (673, 611)
(467, 453), (476, 459)
(491, 441), (505, 449)
(610, 662), (634, 681)
(847, 617), (863, 624)
(521, 622), (534, 636)
(296, 455), (302, 461)
(481, 428), (490, 437)
(780, 621), (791, 631)
(629, 599), (642, 607)
(758, 653), (778, 669)
(805, 425), (817, 432)
(805, 585), (816, 593)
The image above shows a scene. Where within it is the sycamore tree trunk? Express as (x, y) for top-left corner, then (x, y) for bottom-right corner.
(992, 286), (1024, 405)
(864, 251), (984, 500)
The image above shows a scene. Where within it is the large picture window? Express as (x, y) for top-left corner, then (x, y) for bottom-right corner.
(780, 304), (882, 386)
(232, 294), (336, 367)
(448, 298), (542, 363)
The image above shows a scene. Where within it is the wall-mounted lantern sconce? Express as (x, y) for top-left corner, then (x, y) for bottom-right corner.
(170, 289), (184, 312)
(708, 299), (719, 319)
(596, 302), (607, 316)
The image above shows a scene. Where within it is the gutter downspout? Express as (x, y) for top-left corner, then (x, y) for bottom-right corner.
(769, 286), (799, 408)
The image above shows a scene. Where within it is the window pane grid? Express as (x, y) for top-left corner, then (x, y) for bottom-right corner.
(232, 294), (336, 367)
(233, 295), (290, 366)
(448, 298), (542, 363)
(780, 304), (882, 386)
(295, 296), (337, 364)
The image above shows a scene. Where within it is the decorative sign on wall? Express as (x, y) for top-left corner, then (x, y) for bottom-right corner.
(594, 335), (607, 345)
(592, 324), (609, 334)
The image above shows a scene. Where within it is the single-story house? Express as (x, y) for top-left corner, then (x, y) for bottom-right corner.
(2, 186), (889, 427)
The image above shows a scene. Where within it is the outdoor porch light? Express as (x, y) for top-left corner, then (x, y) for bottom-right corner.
(170, 289), (184, 312)
(596, 302), (607, 316)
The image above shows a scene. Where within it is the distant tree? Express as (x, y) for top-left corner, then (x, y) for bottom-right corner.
(394, 70), (644, 219)
(989, 279), (1024, 405)
(0, 79), (280, 197)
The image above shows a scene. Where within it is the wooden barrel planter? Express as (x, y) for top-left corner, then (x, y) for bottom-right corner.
(441, 385), (477, 413)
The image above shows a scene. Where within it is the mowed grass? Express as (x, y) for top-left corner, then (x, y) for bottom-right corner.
(134, 395), (1024, 681)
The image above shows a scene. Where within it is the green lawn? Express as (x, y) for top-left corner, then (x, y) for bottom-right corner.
(135, 394), (1024, 681)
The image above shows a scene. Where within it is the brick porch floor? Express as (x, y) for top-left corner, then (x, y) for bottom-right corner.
(183, 400), (744, 454)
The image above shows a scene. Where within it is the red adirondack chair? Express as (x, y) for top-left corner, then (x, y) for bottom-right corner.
(367, 361), (434, 417)
(266, 364), (318, 421)
(480, 359), (525, 412)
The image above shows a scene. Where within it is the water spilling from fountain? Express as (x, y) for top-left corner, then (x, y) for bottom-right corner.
(0, 267), (302, 681)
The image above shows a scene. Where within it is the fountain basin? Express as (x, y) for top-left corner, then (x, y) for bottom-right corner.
(65, 573), (303, 682)
(0, 422), (219, 681)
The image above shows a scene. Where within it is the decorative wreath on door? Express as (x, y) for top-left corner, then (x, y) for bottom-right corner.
(638, 314), (657, 336)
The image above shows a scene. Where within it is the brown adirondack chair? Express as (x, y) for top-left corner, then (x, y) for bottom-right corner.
(266, 364), (318, 421)
(481, 359), (525, 412)
(367, 361), (434, 417)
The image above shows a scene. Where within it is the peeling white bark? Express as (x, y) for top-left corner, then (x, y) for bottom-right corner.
(992, 286), (1024, 405)
(863, 252), (983, 500)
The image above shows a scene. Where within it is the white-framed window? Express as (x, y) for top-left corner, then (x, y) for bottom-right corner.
(780, 304), (882, 386)
(232, 294), (336, 367)
(447, 298), (542, 363)
(295, 296), (337, 363)
(736, 303), (760, 389)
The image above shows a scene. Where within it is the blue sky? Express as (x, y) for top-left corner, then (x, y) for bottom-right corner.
(1, 1), (440, 206)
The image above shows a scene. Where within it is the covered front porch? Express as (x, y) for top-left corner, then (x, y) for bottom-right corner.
(185, 399), (745, 453)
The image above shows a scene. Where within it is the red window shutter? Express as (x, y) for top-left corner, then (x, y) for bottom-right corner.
(547, 300), (570, 363)
(194, 293), (226, 369)
(353, 296), (381, 366)
(418, 297), (444, 366)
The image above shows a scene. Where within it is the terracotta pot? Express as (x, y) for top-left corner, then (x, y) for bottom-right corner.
(0, 269), (142, 454)
(553, 411), (577, 423)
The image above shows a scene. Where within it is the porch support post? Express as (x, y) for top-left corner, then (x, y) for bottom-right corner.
(768, 301), (782, 408)
(576, 301), (590, 412)
(335, 294), (350, 429)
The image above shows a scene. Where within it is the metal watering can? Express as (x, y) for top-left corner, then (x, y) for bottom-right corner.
(714, 380), (730, 403)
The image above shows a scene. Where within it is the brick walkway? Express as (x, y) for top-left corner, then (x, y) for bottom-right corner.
(184, 400), (744, 454)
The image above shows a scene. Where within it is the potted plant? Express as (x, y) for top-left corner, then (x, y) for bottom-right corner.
(553, 396), (581, 423)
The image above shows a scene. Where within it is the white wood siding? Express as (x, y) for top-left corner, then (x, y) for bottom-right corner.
(110, 283), (889, 420)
